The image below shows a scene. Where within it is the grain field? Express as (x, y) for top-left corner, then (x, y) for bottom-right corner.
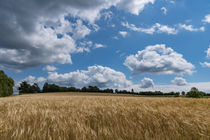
(0, 93), (210, 140)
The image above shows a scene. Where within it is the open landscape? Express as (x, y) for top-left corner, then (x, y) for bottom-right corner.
(0, 93), (210, 139)
(1, 0), (210, 139)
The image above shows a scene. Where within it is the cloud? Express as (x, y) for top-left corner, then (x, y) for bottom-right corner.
(47, 65), (132, 88)
(0, 25), (76, 70)
(206, 47), (210, 58)
(140, 77), (154, 88)
(72, 20), (91, 40)
(119, 31), (128, 37)
(200, 46), (210, 67)
(122, 22), (178, 34)
(43, 65), (57, 71)
(128, 82), (210, 93)
(79, 41), (93, 47)
(76, 40), (93, 52)
(202, 14), (210, 23)
(122, 22), (205, 35)
(178, 24), (205, 32)
(111, 24), (116, 28)
(124, 44), (195, 75)
(171, 77), (187, 86)
(102, 11), (113, 20)
(166, 0), (175, 4)
(155, 23), (178, 34)
(23, 76), (47, 85)
(112, 36), (119, 40)
(200, 62), (210, 68)
(161, 7), (167, 15)
(94, 43), (105, 49)
(0, 0), (154, 71)
(116, 0), (155, 15)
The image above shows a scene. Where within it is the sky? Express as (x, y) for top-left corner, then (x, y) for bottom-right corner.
(1, 0), (210, 93)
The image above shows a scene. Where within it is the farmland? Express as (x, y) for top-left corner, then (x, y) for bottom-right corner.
(0, 93), (210, 139)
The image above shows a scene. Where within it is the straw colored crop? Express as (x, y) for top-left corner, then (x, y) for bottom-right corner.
(0, 93), (210, 140)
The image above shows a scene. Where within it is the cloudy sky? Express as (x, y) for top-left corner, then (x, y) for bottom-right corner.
(1, 0), (210, 92)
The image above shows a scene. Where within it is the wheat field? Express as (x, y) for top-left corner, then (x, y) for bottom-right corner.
(0, 93), (210, 140)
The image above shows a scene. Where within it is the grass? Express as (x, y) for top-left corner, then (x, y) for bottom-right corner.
(0, 92), (210, 140)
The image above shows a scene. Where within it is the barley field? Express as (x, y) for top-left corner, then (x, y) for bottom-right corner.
(0, 93), (210, 140)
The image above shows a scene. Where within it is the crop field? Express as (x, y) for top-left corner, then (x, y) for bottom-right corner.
(0, 93), (210, 140)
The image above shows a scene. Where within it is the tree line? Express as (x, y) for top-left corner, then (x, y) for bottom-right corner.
(19, 82), (114, 94)
(18, 81), (210, 98)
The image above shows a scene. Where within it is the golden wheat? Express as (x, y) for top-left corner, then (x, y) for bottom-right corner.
(0, 93), (210, 140)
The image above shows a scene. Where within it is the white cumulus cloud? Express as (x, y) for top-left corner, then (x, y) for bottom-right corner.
(47, 65), (132, 88)
(116, 0), (155, 15)
(200, 46), (210, 68)
(206, 47), (210, 58)
(94, 44), (105, 49)
(202, 14), (210, 23)
(200, 62), (210, 68)
(140, 77), (154, 88)
(124, 44), (195, 75)
(122, 22), (205, 35)
(171, 77), (187, 86)
(178, 24), (205, 32)
(43, 65), (57, 71)
(122, 22), (178, 35)
(119, 31), (128, 37)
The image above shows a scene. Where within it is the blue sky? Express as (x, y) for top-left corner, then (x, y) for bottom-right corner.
(1, 0), (210, 92)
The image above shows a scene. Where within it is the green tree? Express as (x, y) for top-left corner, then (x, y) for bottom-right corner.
(42, 82), (49, 93)
(186, 87), (204, 98)
(0, 70), (14, 97)
(18, 81), (41, 94)
(181, 91), (186, 96)
(42, 82), (60, 92)
(31, 83), (41, 93)
(18, 81), (31, 94)
(131, 89), (134, 93)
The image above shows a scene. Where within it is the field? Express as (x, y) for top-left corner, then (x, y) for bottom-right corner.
(0, 93), (210, 140)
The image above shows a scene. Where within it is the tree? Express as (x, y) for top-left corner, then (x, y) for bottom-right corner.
(181, 91), (186, 96)
(18, 81), (31, 94)
(31, 83), (41, 93)
(190, 87), (199, 92)
(18, 81), (41, 94)
(186, 87), (204, 98)
(42, 82), (49, 93)
(0, 70), (14, 97)
(131, 89), (134, 93)
(102, 88), (114, 93)
(42, 83), (60, 92)
(81, 87), (87, 92)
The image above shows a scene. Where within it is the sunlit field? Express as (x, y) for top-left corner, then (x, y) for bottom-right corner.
(0, 93), (210, 139)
